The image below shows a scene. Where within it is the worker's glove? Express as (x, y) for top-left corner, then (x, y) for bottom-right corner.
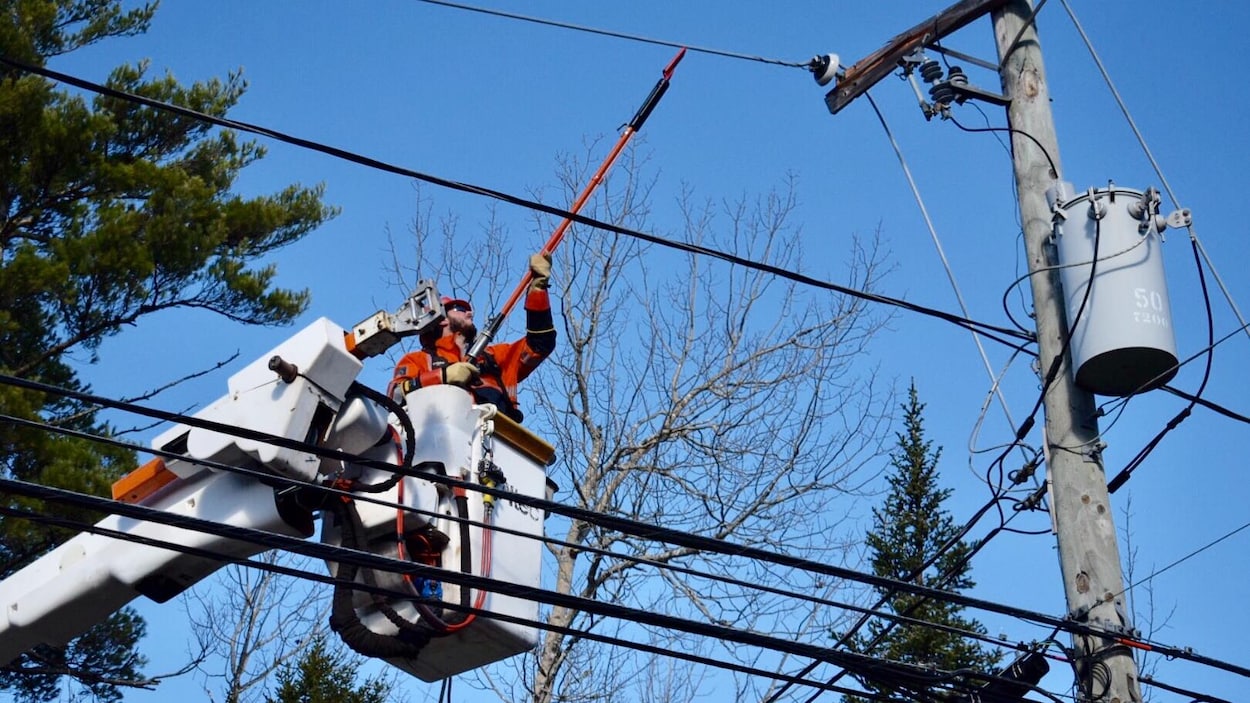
(442, 362), (480, 387)
(529, 252), (552, 291)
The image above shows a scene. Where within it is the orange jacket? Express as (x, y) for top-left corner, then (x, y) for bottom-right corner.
(388, 289), (555, 421)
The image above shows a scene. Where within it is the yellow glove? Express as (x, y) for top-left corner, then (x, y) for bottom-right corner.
(529, 252), (552, 291)
(443, 362), (479, 387)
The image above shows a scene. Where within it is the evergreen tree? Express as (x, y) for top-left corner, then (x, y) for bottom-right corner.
(848, 382), (1000, 700)
(0, 2), (335, 700)
(265, 635), (391, 703)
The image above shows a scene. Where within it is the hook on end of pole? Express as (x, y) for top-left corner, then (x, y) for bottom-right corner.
(663, 47), (687, 80)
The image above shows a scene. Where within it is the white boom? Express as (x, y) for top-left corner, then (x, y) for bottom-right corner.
(0, 296), (555, 683)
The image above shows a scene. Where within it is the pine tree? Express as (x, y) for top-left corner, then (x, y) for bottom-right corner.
(0, 2), (335, 700)
(264, 636), (391, 703)
(848, 382), (1000, 700)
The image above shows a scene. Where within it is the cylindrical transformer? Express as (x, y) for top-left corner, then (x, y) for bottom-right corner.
(1047, 182), (1178, 396)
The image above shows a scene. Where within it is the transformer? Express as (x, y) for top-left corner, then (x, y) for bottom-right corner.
(1048, 182), (1179, 396)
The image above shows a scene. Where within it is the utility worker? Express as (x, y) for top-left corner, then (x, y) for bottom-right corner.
(388, 253), (555, 422)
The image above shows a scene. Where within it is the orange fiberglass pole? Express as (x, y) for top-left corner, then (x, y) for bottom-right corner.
(467, 47), (686, 360)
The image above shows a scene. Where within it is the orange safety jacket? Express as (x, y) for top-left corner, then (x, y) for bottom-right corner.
(388, 289), (555, 422)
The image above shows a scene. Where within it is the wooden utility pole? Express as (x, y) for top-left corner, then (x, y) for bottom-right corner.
(992, 1), (1142, 701)
(821, 0), (1146, 699)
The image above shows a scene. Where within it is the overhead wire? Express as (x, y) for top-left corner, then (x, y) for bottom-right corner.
(2, 377), (1115, 703)
(1140, 674), (1235, 703)
(796, 469), (1055, 703)
(4, 5), (1244, 696)
(1058, 0), (1250, 346)
(0, 481), (904, 701)
(1096, 319), (1250, 435)
(864, 89), (1030, 460)
(0, 54), (1035, 354)
(414, 0), (810, 69)
(0, 469), (1105, 703)
(948, 115), (1059, 179)
(8, 371), (1235, 683)
(1160, 381), (1250, 426)
(0, 403), (1035, 662)
(1119, 518), (1250, 600)
(769, 445), (1052, 703)
(0, 377), (1088, 637)
(767, 89), (1061, 703)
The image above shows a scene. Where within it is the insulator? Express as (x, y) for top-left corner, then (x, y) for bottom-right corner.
(947, 65), (968, 86)
(919, 59), (943, 84)
(929, 81), (954, 105)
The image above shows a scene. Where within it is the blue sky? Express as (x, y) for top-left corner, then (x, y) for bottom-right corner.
(35, 1), (1250, 701)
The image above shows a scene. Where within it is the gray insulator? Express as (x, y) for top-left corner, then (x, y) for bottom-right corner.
(919, 59), (943, 84)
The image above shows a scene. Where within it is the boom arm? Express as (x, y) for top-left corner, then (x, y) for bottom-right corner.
(0, 318), (372, 663)
(0, 311), (555, 683)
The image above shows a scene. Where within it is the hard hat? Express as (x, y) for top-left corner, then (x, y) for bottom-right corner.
(441, 295), (472, 312)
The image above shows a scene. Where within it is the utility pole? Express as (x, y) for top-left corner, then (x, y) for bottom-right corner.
(992, 1), (1142, 701)
(819, 0), (1144, 700)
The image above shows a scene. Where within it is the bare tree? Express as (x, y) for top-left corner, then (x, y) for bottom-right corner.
(401, 143), (896, 702)
(1119, 497), (1175, 703)
(183, 551), (329, 703)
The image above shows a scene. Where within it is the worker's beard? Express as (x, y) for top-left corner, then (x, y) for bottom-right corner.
(449, 316), (477, 341)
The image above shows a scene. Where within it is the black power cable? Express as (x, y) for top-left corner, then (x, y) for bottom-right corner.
(0, 54), (1035, 353)
(0, 382), (1070, 632)
(1, 405), (1031, 659)
(0, 477), (993, 702)
(1106, 234), (1216, 493)
(9, 376), (1248, 682)
(415, 0), (810, 69)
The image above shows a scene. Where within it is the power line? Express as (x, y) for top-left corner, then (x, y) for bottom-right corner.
(0, 476), (1037, 703)
(3, 395), (1063, 701)
(1097, 320), (1250, 434)
(948, 115), (1059, 178)
(0, 395), (1055, 637)
(865, 90), (1028, 455)
(5, 319), (1246, 697)
(4, 15), (1243, 697)
(414, 0), (811, 69)
(0, 496), (875, 698)
(0, 403), (1031, 662)
(1058, 0), (1250, 347)
(4, 371), (1215, 663)
(1103, 241), (1216, 493)
(1, 413), (1070, 703)
(1140, 674), (1235, 703)
(1120, 518), (1250, 600)
(4, 492), (1068, 703)
(1160, 383), (1250, 425)
(0, 54), (1035, 353)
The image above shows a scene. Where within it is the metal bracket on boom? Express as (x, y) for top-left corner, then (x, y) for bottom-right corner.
(345, 279), (446, 359)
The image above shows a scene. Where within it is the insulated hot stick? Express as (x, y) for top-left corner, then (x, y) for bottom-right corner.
(466, 47), (687, 360)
